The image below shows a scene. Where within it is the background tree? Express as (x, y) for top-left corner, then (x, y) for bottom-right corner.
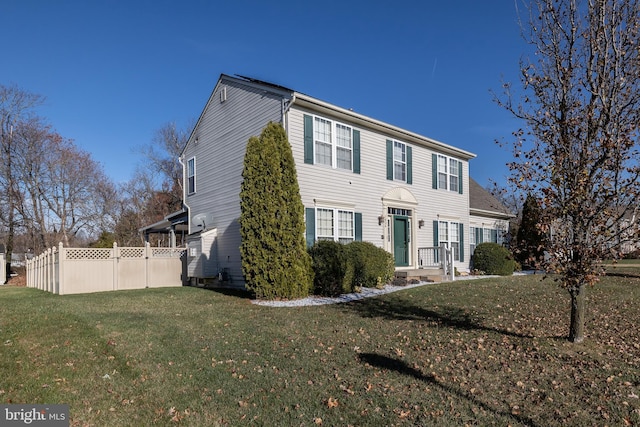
(496, 0), (640, 342)
(140, 121), (192, 208)
(0, 85), (44, 278)
(239, 123), (312, 300)
(116, 120), (192, 245)
(515, 193), (546, 268)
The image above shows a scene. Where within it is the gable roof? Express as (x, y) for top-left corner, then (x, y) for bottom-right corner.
(469, 178), (514, 219)
(182, 74), (476, 161)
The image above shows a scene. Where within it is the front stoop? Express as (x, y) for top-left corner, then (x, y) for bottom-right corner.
(394, 268), (447, 285)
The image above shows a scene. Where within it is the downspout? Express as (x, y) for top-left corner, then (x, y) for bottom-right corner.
(178, 155), (191, 235)
(282, 93), (296, 135)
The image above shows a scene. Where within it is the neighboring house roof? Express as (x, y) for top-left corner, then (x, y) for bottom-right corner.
(182, 74), (477, 161)
(469, 178), (514, 219)
(139, 208), (189, 235)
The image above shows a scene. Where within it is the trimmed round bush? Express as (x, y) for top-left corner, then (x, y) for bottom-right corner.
(308, 240), (395, 295)
(345, 241), (395, 289)
(309, 240), (350, 297)
(472, 242), (516, 276)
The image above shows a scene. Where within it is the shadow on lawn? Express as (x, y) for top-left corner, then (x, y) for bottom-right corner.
(199, 285), (253, 299)
(359, 352), (539, 427)
(345, 296), (534, 339)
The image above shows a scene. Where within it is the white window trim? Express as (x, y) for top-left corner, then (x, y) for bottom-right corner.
(312, 115), (355, 172)
(393, 140), (407, 182)
(439, 220), (461, 261)
(315, 206), (355, 243)
(436, 154), (460, 192)
(187, 157), (196, 195)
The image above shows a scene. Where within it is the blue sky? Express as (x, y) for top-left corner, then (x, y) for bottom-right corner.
(1, 0), (526, 187)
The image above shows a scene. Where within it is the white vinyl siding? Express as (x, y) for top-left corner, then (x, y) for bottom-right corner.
(183, 76), (285, 284)
(293, 107), (471, 269)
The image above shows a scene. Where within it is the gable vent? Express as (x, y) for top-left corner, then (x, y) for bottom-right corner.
(220, 86), (227, 103)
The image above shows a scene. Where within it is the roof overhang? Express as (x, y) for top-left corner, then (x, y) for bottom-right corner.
(470, 208), (516, 220)
(139, 209), (189, 234)
(291, 93), (477, 161)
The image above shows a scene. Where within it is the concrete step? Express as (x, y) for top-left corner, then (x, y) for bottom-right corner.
(394, 268), (446, 284)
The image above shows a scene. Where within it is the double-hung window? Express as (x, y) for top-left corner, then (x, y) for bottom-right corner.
(316, 208), (354, 244)
(436, 220), (463, 261)
(305, 115), (359, 173)
(470, 227), (476, 254)
(336, 124), (352, 170)
(394, 141), (406, 181)
(187, 157), (196, 194)
(433, 154), (462, 193)
(386, 140), (412, 184)
(314, 118), (333, 166)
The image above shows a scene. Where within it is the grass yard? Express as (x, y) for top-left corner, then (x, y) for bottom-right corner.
(1, 272), (639, 426)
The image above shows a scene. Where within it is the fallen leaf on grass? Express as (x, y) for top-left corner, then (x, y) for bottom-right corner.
(326, 397), (339, 408)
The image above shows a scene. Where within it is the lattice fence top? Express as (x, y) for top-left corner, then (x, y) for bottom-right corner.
(152, 248), (186, 258)
(66, 248), (112, 260)
(119, 248), (145, 258)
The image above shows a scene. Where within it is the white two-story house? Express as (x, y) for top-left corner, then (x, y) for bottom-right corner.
(178, 74), (510, 286)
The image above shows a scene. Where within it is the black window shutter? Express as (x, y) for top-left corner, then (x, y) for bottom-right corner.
(353, 130), (361, 174)
(305, 208), (315, 247)
(303, 115), (313, 164)
(432, 154), (438, 189)
(355, 213), (362, 241)
(386, 140), (393, 180)
(406, 146), (412, 184)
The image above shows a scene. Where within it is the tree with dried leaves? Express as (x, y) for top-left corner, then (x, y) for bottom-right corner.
(496, 0), (640, 342)
(115, 121), (192, 246)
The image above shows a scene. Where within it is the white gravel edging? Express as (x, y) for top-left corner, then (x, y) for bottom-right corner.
(251, 281), (431, 307)
(250, 274), (516, 307)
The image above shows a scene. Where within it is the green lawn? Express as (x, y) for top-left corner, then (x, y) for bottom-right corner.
(1, 273), (639, 426)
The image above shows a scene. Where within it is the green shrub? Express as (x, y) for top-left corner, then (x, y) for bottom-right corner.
(345, 241), (395, 289)
(472, 242), (516, 276)
(308, 241), (395, 295)
(308, 240), (350, 297)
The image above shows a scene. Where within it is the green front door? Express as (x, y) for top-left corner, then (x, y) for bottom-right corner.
(393, 216), (409, 266)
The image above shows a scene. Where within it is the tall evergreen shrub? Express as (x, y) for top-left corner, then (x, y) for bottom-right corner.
(516, 194), (546, 268)
(239, 123), (312, 299)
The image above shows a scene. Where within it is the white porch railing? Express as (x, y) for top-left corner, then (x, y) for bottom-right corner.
(418, 246), (455, 281)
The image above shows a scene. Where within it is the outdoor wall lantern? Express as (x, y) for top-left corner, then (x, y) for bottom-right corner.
(378, 215), (384, 226)
(419, 219), (425, 228)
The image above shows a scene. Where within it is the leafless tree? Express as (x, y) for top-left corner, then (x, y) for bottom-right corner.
(141, 120), (192, 206)
(496, 0), (640, 342)
(115, 120), (192, 245)
(40, 137), (116, 246)
(0, 85), (44, 279)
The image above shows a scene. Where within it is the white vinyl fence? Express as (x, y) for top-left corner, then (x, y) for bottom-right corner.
(26, 243), (186, 295)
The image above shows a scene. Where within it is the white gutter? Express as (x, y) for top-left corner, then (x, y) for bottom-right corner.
(291, 92), (476, 161)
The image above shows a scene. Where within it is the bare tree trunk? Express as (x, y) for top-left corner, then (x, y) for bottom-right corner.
(568, 285), (586, 343)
